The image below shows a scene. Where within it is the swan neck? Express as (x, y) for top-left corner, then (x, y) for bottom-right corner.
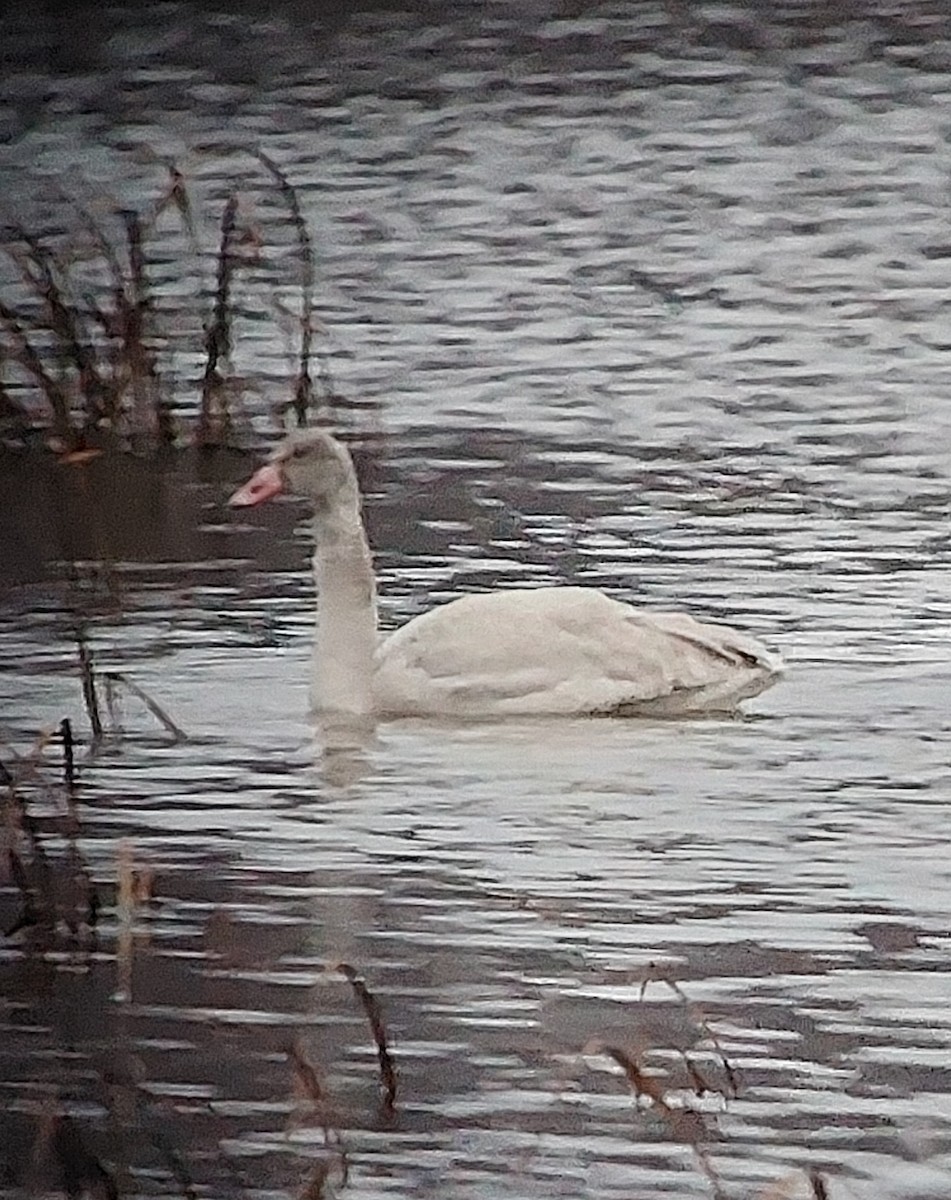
(311, 494), (378, 716)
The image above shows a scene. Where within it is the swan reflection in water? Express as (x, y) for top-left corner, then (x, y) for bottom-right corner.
(229, 429), (783, 734)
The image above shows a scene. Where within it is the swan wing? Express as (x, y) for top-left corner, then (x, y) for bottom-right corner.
(373, 587), (782, 718)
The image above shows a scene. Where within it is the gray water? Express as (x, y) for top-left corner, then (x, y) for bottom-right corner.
(2, 3), (951, 1198)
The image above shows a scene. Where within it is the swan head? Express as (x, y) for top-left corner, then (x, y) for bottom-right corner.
(229, 429), (359, 512)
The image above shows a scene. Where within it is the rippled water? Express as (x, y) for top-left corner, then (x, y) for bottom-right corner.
(3, 3), (951, 1198)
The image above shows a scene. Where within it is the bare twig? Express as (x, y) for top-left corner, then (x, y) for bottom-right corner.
(119, 209), (174, 445)
(77, 638), (104, 744)
(332, 962), (397, 1111)
(116, 840), (136, 1002)
(199, 195), (239, 446)
(152, 164), (198, 243)
(60, 717), (76, 790)
(641, 966), (739, 1098)
(102, 671), (187, 742)
(584, 1039), (726, 1200)
(11, 226), (117, 427)
(0, 299), (74, 442)
(255, 151), (316, 425)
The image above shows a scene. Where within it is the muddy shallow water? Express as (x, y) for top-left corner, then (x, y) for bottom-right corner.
(3, 3), (951, 1198)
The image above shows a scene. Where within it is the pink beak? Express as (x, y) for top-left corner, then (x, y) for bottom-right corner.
(229, 463), (284, 507)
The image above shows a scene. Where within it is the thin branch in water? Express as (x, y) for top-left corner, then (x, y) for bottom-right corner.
(287, 1040), (348, 1178)
(77, 639), (104, 744)
(332, 962), (398, 1111)
(102, 671), (187, 742)
(56, 717), (99, 934)
(59, 718), (75, 790)
(255, 151), (316, 425)
(640, 964), (739, 1098)
(1, 724), (98, 940)
(584, 1039), (726, 1200)
(151, 164), (198, 244)
(102, 671), (123, 737)
(2, 757), (57, 936)
(288, 1040), (327, 1108)
(199, 195), (239, 446)
(10, 225), (117, 429)
(119, 209), (174, 445)
(115, 840), (136, 1002)
(0, 299), (75, 443)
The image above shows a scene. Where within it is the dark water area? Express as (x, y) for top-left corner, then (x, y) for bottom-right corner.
(3, 3), (951, 1199)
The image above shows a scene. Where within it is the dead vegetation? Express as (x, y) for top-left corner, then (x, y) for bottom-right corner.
(0, 159), (857, 1200)
(582, 968), (832, 1200)
(0, 719), (377, 1200)
(0, 158), (333, 452)
(332, 960), (399, 1112)
(2, 720), (101, 944)
(1, 746), (837, 1200)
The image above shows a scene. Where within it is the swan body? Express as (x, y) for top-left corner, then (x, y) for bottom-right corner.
(230, 430), (784, 720)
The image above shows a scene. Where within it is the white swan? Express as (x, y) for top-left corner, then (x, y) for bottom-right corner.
(229, 430), (784, 719)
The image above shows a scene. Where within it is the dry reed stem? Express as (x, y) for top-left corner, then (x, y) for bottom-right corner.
(102, 671), (187, 742)
(60, 717), (76, 790)
(103, 673), (122, 735)
(57, 187), (129, 287)
(288, 1039), (327, 1109)
(3, 847), (43, 938)
(77, 639), (104, 744)
(681, 1051), (717, 1099)
(641, 966), (739, 1099)
(0, 341), (30, 425)
(153, 166), (196, 234)
(57, 720), (100, 933)
(0, 389), (28, 428)
(287, 1040), (350, 1180)
(332, 961), (398, 1110)
(54, 186), (175, 444)
(0, 298), (74, 442)
(3, 160), (326, 446)
(11, 228), (117, 426)
(199, 195), (239, 446)
(584, 1038), (726, 1200)
(1, 743), (58, 936)
(116, 839), (136, 1002)
(1, 726), (93, 939)
(256, 151), (316, 424)
(2, 188), (179, 446)
(119, 209), (174, 445)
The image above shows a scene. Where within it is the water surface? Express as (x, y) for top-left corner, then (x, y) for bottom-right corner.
(3, 3), (951, 1198)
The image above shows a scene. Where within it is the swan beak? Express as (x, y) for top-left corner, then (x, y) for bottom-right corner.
(229, 463), (284, 507)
